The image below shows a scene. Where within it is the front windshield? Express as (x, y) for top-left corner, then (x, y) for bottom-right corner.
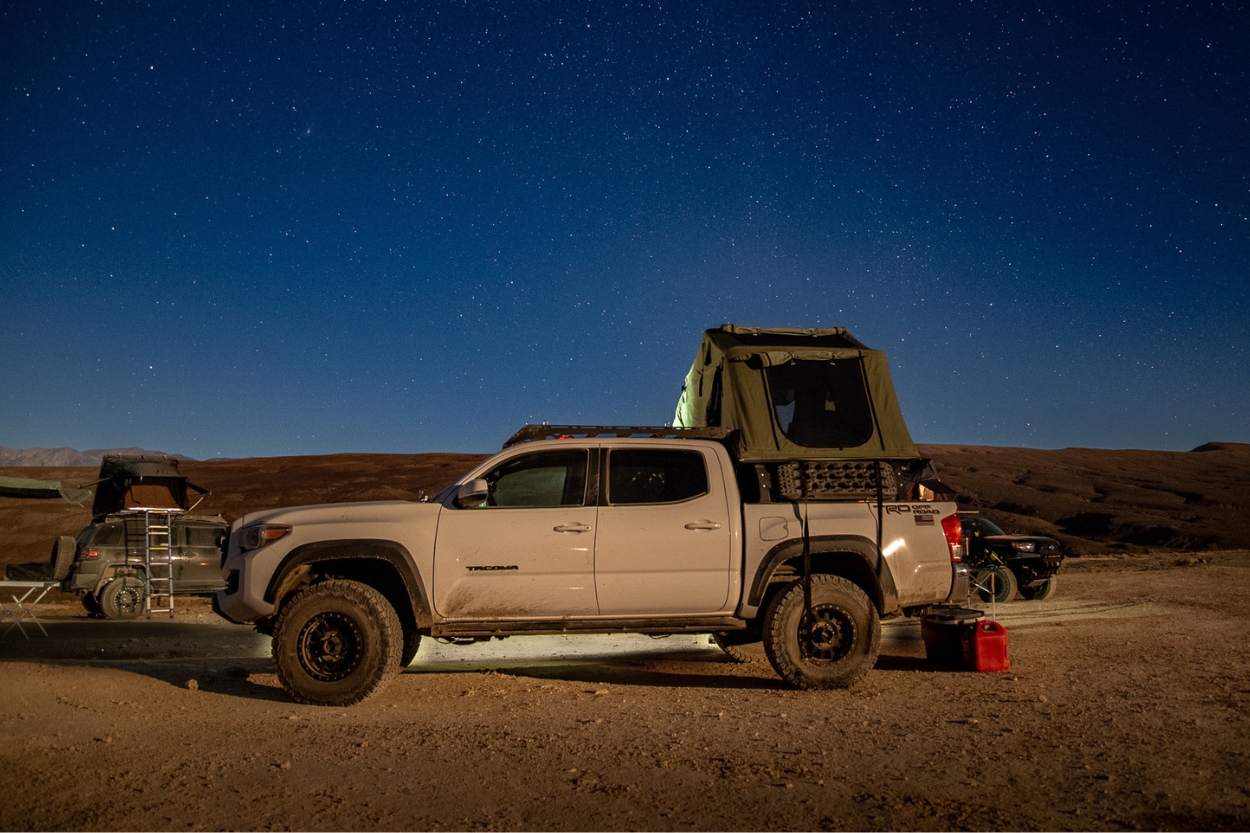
(965, 515), (1006, 536)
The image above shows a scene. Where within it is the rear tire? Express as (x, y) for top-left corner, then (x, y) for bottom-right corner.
(401, 630), (421, 667)
(99, 576), (145, 620)
(1020, 574), (1058, 601)
(50, 536), (77, 582)
(272, 580), (403, 707)
(712, 632), (765, 664)
(975, 566), (1018, 604)
(762, 575), (881, 689)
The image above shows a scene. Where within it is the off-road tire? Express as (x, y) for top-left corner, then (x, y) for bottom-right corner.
(81, 591), (104, 618)
(99, 576), (145, 620)
(975, 566), (1018, 604)
(762, 575), (881, 690)
(712, 632), (765, 664)
(49, 536), (77, 582)
(1020, 574), (1057, 601)
(401, 630), (421, 667)
(272, 580), (403, 707)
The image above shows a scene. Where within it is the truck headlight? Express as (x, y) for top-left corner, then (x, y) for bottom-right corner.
(239, 524), (291, 552)
(1011, 541), (1037, 552)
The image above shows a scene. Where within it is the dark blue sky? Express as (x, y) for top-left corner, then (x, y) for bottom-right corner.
(3, 1), (1247, 458)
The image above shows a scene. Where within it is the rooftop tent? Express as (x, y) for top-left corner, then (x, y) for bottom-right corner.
(89, 455), (208, 517)
(673, 325), (921, 461)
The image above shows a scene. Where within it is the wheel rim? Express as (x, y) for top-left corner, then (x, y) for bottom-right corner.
(800, 604), (856, 663)
(298, 612), (363, 682)
(114, 585), (142, 615)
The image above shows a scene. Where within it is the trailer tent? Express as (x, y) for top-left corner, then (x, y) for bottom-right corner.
(673, 325), (920, 462)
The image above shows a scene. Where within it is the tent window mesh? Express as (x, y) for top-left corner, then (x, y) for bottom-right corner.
(766, 360), (874, 449)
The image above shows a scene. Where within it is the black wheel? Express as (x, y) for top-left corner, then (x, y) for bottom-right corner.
(712, 632), (765, 664)
(762, 575), (881, 690)
(49, 536), (77, 582)
(272, 580), (403, 707)
(401, 630), (421, 667)
(974, 566), (1018, 604)
(1020, 574), (1058, 601)
(81, 591), (104, 618)
(99, 576), (145, 620)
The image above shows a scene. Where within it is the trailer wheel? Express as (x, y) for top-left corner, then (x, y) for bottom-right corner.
(272, 580), (402, 707)
(762, 575), (881, 689)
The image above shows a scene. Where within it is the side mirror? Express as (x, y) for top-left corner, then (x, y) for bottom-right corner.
(455, 478), (489, 508)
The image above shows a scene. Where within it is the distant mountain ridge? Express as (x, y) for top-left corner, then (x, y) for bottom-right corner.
(0, 446), (194, 467)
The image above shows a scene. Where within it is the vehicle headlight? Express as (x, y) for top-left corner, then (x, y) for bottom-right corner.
(238, 524), (291, 552)
(1011, 541), (1037, 552)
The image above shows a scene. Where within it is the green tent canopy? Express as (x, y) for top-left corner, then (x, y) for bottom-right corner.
(673, 325), (920, 462)
(0, 476), (92, 504)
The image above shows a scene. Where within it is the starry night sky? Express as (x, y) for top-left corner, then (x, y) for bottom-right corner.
(2, 1), (1247, 459)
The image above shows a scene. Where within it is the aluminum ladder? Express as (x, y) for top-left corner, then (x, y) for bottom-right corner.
(138, 509), (178, 618)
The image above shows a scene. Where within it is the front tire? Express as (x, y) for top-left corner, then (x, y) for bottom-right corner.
(1020, 574), (1058, 601)
(99, 576), (145, 620)
(762, 575), (881, 689)
(272, 580), (403, 707)
(975, 566), (1018, 604)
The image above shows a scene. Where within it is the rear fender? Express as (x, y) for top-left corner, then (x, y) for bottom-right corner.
(746, 535), (899, 617)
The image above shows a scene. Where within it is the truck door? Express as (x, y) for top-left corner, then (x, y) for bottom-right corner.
(432, 447), (599, 620)
(594, 446), (733, 616)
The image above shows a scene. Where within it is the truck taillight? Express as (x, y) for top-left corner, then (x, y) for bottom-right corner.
(941, 514), (962, 562)
(84, 548), (100, 559)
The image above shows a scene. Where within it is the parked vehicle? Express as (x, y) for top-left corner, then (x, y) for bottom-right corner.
(51, 454), (222, 619)
(216, 326), (969, 706)
(959, 511), (1063, 603)
(63, 514), (228, 619)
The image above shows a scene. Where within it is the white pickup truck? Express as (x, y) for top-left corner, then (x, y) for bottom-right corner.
(215, 426), (967, 706)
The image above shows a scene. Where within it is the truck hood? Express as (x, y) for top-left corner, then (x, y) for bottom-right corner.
(234, 500), (441, 531)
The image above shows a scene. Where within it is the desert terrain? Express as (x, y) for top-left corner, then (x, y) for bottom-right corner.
(2, 444), (1249, 830)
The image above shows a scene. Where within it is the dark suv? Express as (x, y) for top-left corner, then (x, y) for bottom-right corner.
(63, 514), (228, 619)
(46, 454), (225, 619)
(959, 511), (1063, 603)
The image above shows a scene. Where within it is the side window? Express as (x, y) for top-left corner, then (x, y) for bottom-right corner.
(608, 449), (708, 505)
(186, 526), (221, 548)
(91, 524), (124, 547)
(482, 449), (588, 508)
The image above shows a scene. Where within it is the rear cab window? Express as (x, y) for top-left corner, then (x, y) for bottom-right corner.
(607, 449), (708, 505)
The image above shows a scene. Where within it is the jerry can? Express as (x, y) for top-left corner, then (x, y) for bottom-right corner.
(962, 620), (1010, 672)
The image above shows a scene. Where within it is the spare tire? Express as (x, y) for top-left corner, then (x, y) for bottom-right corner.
(49, 535), (77, 582)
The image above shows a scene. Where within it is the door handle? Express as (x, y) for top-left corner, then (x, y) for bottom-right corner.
(553, 523), (592, 533)
(684, 520), (723, 531)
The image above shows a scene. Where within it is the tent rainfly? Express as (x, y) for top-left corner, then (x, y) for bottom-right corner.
(673, 324), (921, 462)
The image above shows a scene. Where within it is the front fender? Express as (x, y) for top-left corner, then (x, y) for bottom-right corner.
(265, 539), (432, 629)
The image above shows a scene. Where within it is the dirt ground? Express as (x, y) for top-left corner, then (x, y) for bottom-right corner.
(1, 552), (1247, 831)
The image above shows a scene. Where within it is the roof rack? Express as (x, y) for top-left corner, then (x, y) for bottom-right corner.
(503, 424), (735, 448)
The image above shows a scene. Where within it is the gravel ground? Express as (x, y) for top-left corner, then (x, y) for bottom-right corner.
(2, 551), (1248, 831)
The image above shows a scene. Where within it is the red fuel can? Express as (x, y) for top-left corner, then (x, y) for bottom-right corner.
(962, 621), (1010, 672)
